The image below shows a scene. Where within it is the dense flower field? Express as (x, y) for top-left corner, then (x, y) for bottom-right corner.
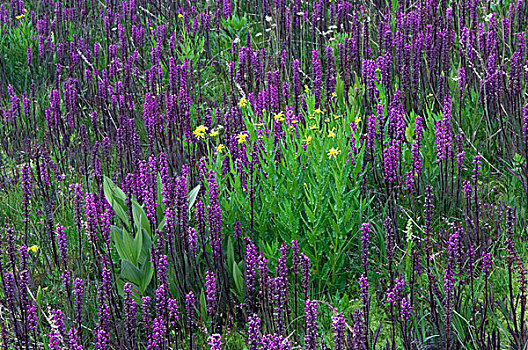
(0, 0), (527, 348)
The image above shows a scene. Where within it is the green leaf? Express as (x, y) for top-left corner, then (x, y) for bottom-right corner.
(134, 228), (143, 264)
(227, 236), (235, 275)
(233, 261), (244, 298)
(103, 177), (130, 228)
(188, 184), (201, 210)
(122, 228), (137, 265)
(121, 259), (142, 287)
(157, 216), (167, 232)
(36, 286), (42, 306)
(139, 229), (153, 263)
(111, 226), (135, 263)
(139, 260), (154, 294)
(132, 199), (151, 236)
(200, 290), (208, 323)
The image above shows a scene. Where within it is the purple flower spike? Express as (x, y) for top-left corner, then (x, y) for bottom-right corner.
(332, 312), (346, 350)
(208, 334), (223, 350)
(205, 271), (217, 320)
(304, 300), (318, 350)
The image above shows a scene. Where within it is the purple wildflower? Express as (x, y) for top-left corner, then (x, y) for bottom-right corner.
(332, 312), (346, 350)
(208, 334), (223, 349)
(360, 223), (371, 272)
(248, 314), (261, 350)
(205, 271), (217, 320)
(400, 295), (413, 322)
(56, 224), (68, 267)
(312, 49), (322, 108)
(185, 291), (196, 331)
(304, 300), (318, 350)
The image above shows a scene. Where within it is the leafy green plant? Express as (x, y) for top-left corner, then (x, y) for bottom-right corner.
(103, 177), (154, 294)
(0, 15), (37, 94)
(103, 176), (200, 295)
(209, 91), (372, 295)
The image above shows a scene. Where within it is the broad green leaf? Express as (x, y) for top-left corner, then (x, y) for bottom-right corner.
(121, 259), (142, 287)
(139, 228), (153, 263)
(103, 177), (130, 228)
(134, 228), (143, 264)
(111, 226), (134, 263)
(139, 259), (154, 294)
(132, 199), (151, 236)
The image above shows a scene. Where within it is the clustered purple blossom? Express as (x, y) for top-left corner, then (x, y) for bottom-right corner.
(435, 95), (453, 163)
(304, 300), (318, 350)
(205, 271), (217, 320)
(312, 49), (322, 108)
(332, 312), (346, 350)
(208, 334), (223, 350)
(207, 171), (223, 263)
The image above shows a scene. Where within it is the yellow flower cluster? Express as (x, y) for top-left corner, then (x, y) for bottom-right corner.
(355, 116), (362, 125)
(274, 112), (285, 122)
(238, 97), (248, 107)
(327, 147), (341, 159)
(216, 144), (225, 153)
(236, 132), (248, 144)
(193, 125), (208, 140)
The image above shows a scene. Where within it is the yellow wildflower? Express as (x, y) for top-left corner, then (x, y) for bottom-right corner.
(274, 112), (285, 122)
(238, 97), (247, 107)
(193, 125), (208, 140)
(302, 136), (312, 145)
(327, 147), (341, 159)
(28, 245), (39, 253)
(355, 116), (362, 125)
(334, 115), (341, 120)
(332, 92), (336, 97)
(178, 13), (184, 18)
(216, 144), (225, 153)
(328, 128), (336, 138)
(236, 132), (248, 144)
(304, 84), (310, 93)
(314, 108), (323, 115)
(310, 124), (317, 130)
(209, 130), (219, 137)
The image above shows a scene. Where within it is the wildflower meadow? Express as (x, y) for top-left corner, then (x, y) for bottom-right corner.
(0, 0), (528, 349)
